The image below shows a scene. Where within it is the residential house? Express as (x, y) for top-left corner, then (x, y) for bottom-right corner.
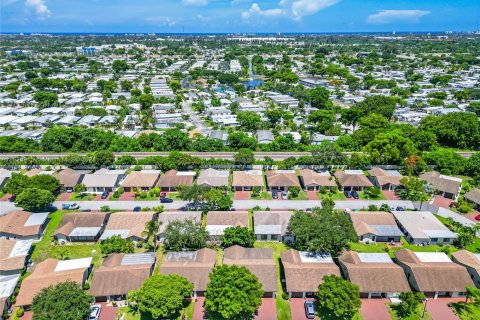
(339, 251), (410, 299)
(368, 168), (404, 191)
(253, 211), (294, 243)
(82, 169), (126, 193)
(299, 169), (337, 191)
(452, 250), (480, 288)
(232, 170), (264, 191)
(160, 248), (217, 297)
(348, 211), (404, 243)
(266, 170), (301, 191)
(53, 213), (109, 244)
(197, 169), (229, 188)
(90, 253), (155, 302)
(395, 249), (474, 298)
(52, 168), (85, 192)
(0, 239), (33, 275)
(223, 245), (277, 298)
(334, 170), (373, 191)
(0, 211), (49, 240)
(205, 211), (249, 241)
(16, 257), (93, 307)
(157, 170), (195, 192)
(99, 212), (155, 242)
(393, 211), (456, 245)
(420, 172), (462, 200)
(156, 211), (202, 242)
(257, 130), (274, 144)
(464, 188), (480, 210)
(120, 170), (160, 192)
(281, 249), (340, 298)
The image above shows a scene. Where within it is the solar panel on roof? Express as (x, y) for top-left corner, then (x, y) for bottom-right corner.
(121, 253), (156, 265)
(370, 225), (404, 237)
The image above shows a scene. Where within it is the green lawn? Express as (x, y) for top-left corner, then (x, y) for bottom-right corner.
(251, 191), (273, 200)
(350, 242), (390, 254)
(289, 191), (309, 200)
(30, 210), (103, 267)
(69, 192), (96, 201)
(450, 301), (480, 320)
(254, 241), (292, 320)
(118, 300), (195, 320)
(359, 191), (387, 200)
(388, 303), (432, 320)
(317, 192), (347, 201)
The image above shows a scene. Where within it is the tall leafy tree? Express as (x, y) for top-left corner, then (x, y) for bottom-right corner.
(142, 220), (160, 252)
(163, 219), (208, 251)
(221, 226), (256, 248)
(205, 265), (263, 319)
(137, 274), (193, 319)
(16, 188), (55, 212)
(100, 235), (135, 254)
(32, 281), (91, 320)
(317, 275), (361, 319)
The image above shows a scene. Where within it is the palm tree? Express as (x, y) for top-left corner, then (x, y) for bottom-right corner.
(142, 220), (160, 253)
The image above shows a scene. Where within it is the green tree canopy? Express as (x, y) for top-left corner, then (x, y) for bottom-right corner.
(16, 188), (55, 212)
(137, 274), (193, 319)
(32, 281), (92, 320)
(306, 86), (333, 109)
(317, 275), (361, 319)
(205, 265), (263, 319)
(100, 235), (135, 254)
(163, 219), (208, 251)
(3, 172), (29, 195)
(30, 174), (60, 194)
(221, 226), (256, 248)
(234, 148), (255, 166)
(288, 207), (357, 256)
(364, 131), (417, 165)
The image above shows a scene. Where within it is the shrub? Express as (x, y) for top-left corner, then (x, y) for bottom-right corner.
(16, 308), (24, 317)
(100, 205), (110, 212)
(458, 204), (471, 213)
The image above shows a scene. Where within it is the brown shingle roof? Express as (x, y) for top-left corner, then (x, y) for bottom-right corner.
(205, 211), (249, 228)
(281, 249), (340, 293)
(420, 172), (462, 195)
(452, 250), (480, 275)
(465, 188), (480, 205)
(253, 211), (293, 236)
(102, 212), (154, 240)
(53, 213), (108, 237)
(120, 171), (160, 188)
(394, 249), (474, 292)
(368, 168), (404, 186)
(90, 253), (154, 297)
(339, 251), (411, 293)
(16, 258), (91, 306)
(334, 171), (373, 188)
(232, 171), (264, 188)
(0, 239), (30, 273)
(223, 245), (277, 293)
(157, 170), (194, 188)
(52, 168), (83, 188)
(157, 211), (202, 235)
(299, 169), (337, 187)
(266, 171), (300, 188)
(160, 248), (216, 292)
(197, 169), (229, 187)
(348, 211), (399, 237)
(0, 211), (44, 238)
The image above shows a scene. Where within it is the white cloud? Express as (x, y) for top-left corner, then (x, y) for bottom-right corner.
(242, 0), (340, 22)
(25, 0), (50, 19)
(145, 16), (179, 27)
(367, 10), (431, 24)
(182, 0), (208, 6)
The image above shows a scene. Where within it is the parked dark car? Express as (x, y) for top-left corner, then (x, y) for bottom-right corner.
(396, 206), (406, 211)
(133, 206), (141, 212)
(81, 209), (92, 212)
(352, 191), (359, 199)
(304, 300), (315, 319)
(344, 190), (352, 198)
(272, 191), (278, 199)
(101, 191), (109, 199)
(160, 198), (173, 203)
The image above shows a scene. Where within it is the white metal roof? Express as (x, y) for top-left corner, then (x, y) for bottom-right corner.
(121, 253), (156, 266)
(54, 257), (92, 272)
(299, 252), (334, 263)
(9, 240), (33, 258)
(255, 225), (282, 235)
(100, 229), (130, 240)
(176, 171), (196, 176)
(205, 225), (229, 236)
(0, 274), (20, 298)
(357, 253), (393, 263)
(24, 212), (49, 226)
(70, 227), (102, 237)
(414, 252), (452, 263)
(345, 170), (364, 175)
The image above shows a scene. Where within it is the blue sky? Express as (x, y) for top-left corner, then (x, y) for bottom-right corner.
(1, 0), (479, 33)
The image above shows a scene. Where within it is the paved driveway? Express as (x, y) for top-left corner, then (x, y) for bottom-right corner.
(119, 192), (136, 201)
(234, 191), (251, 200)
(290, 298), (310, 320)
(57, 192), (71, 201)
(307, 191), (317, 200)
(432, 196), (455, 209)
(98, 302), (117, 320)
(383, 190), (400, 200)
(193, 297), (205, 320)
(254, 298), (277, 320)
(360, 299), (390, 320)
(426, 298), (461, 320)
